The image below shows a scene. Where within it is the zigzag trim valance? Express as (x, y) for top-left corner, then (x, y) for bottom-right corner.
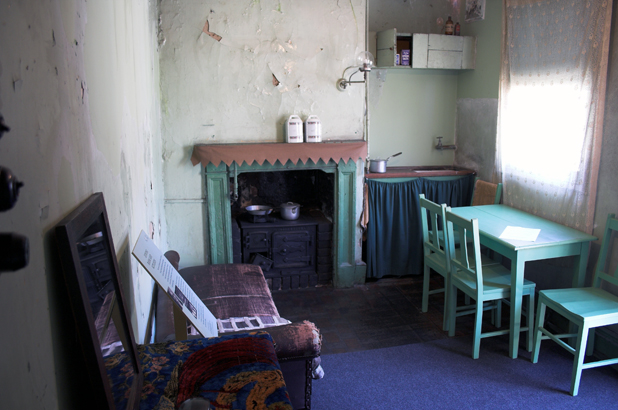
(191, 141), (367, 168)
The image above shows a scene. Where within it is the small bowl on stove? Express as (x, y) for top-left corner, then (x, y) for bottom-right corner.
(245, 205), (274, 216)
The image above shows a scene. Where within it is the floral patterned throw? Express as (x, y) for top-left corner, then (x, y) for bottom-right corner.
(105, 331), (293, 410)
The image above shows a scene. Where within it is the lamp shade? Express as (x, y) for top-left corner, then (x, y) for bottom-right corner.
(356, 51), (374, 72)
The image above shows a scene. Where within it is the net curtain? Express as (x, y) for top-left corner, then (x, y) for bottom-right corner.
(365, 176), (474, 279)
(497, 0), (613, 233)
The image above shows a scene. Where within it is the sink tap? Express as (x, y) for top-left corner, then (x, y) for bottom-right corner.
(435, 136), (456, 150)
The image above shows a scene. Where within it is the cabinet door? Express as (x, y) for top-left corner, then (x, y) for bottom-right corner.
(428, 34), (463, 69)
(428, 34), (464, 51)
(413, 34), (475, 70)
(428, 50), (463, 69)
(412, 34), (429, 68)
(376, 28), (397, 67)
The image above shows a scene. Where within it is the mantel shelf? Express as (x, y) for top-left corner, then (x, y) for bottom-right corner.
(191, 141), (367, 168)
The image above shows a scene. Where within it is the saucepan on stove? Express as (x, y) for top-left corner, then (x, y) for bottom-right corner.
(279, 202), (301, 220)
(245, 205), (274, 216)
(368, 152), (402, 173)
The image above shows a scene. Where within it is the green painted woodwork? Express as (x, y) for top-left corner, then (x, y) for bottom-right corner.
(531, 214), (618, 396)
(449, 205), (597, 359)
(419, 194), (450, 330)
(203, 159), (363, 288)
(334, 160), (366, 288)
(205, 162), (234, 264)
(445, 209), (536, 359)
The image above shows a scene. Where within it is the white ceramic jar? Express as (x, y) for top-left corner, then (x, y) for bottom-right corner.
(285, 115), (303, 143)
(304, 115), (322, 143)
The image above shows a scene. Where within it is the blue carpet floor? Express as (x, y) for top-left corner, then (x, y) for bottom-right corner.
(311, 335), (618, 409)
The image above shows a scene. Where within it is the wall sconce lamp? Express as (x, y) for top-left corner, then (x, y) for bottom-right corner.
(336, 51), (375, 92)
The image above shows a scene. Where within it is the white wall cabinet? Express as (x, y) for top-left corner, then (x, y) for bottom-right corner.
(376, 29), (476, 70)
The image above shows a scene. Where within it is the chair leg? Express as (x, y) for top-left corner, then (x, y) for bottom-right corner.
(526, 291), (535, 352)
(531, 299), (546, 364)
(586, 328), (595, 356)
(496, 300), (502, 329)
(570, 324), (589, 396)
(442, 282), (449, 332)
(472, 299), (483, 359)
(422, 265), (430, 313)
(448, 284), (457, 337)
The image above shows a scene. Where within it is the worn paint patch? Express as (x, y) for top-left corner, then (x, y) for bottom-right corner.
(202, 20), (222, 41)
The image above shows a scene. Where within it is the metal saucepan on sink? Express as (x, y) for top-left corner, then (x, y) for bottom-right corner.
(245, 205), (274, 216)
(369, 152), (402, 173)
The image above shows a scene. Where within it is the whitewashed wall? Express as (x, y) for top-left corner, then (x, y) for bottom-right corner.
(159, 0), (367, 266)
(0, 1), (163, 408)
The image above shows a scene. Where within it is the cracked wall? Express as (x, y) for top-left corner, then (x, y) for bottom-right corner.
(0, 1), (164, 408)
(159, 1), (367, 266)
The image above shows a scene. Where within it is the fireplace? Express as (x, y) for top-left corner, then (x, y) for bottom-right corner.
(231, 169), (333, 290)
(191, 141), (367, 288)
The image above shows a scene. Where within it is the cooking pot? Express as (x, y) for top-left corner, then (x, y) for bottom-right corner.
(369, 152), (402, 173)
(245, 205), (273, 216)
(280, 202), (301, 220)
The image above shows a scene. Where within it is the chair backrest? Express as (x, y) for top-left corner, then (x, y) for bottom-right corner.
(470, 178), (503, 206)
(445, 210), (484, 292)
(419, 194), (449, 271)
(592, 213), (618, 289)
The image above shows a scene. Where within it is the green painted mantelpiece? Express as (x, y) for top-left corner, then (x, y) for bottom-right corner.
(201, 149), (366, 288)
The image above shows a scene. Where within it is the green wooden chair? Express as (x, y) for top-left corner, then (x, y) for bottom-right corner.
(445, 209), (536, 359)
(420, 195), (500, 332)
(420, 194), (451, 330)
(531, 213), (618, 396)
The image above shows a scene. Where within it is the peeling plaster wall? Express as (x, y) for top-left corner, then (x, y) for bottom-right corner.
(159, 1), (367, 266)
(0, 1), (163, 408)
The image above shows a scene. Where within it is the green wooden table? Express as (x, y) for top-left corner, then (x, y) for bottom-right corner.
(449, 205), (597, 359)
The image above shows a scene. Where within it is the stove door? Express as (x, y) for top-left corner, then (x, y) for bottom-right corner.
(243, 230), (270, 253)
(271, 230), (314, 269)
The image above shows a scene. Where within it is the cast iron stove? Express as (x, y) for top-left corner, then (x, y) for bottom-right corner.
(238, 213), (327, 290)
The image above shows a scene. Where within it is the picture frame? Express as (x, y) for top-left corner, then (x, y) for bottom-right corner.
(55, 193), (143, 410)
(466, 0), (486, 22)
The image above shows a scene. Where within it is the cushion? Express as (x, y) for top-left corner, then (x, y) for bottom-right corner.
(105, 331), (293, 410)
(156, 264), (281, 342)
(180, 263), (279, 318)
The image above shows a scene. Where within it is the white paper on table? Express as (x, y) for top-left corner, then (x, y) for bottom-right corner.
(132, 230), (218, 337)
(499, 226), (541, 242)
